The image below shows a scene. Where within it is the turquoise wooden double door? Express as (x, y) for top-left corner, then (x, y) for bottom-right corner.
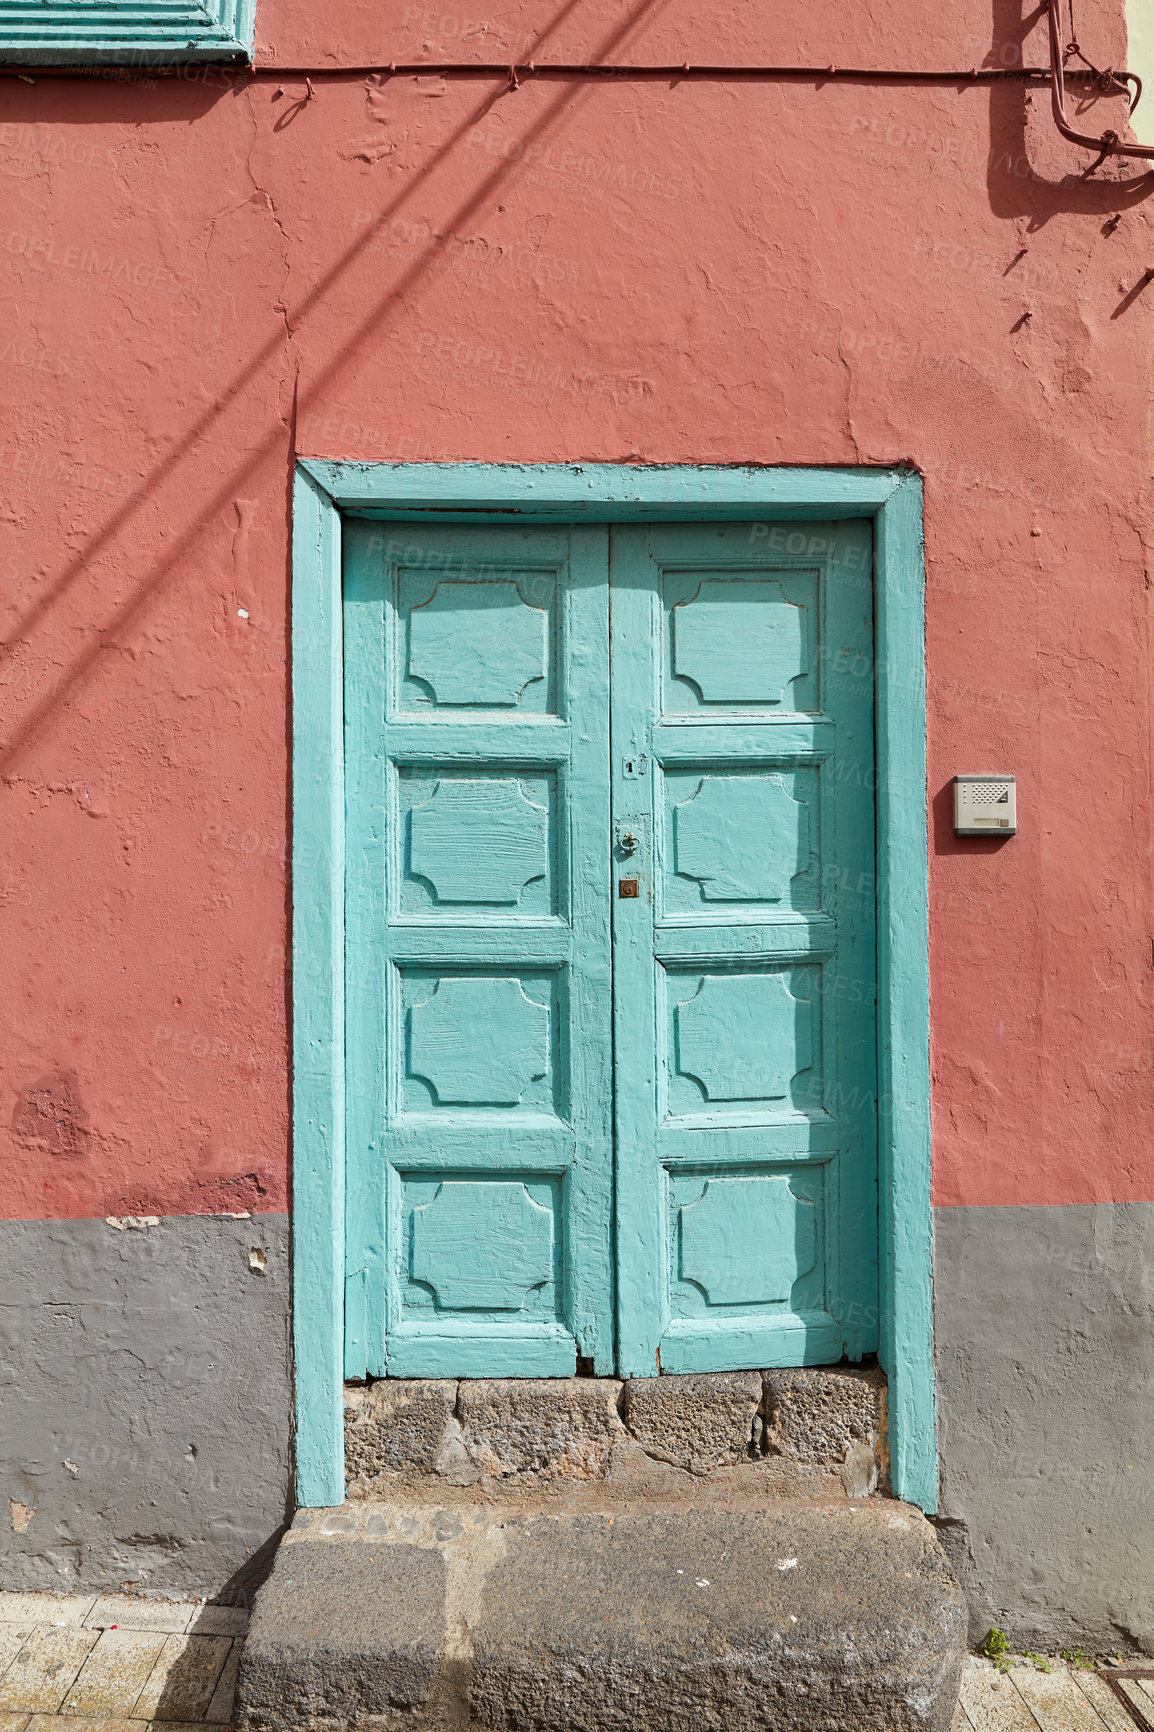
(343, 520), (877, 1379)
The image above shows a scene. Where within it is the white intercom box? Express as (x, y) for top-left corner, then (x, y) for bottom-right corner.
(954, 774), (1016, 836)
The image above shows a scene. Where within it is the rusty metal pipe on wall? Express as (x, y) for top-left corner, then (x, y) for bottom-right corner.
(1046, 0), (1154, 160)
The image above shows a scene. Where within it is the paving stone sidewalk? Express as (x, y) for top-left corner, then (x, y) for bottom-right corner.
(0, 1594), (247, 1732)
(3, 1592), (1152, 1732)
(958, 1658), (1154, 1732)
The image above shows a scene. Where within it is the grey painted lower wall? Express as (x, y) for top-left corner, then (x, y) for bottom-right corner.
(933, 1201), (1154, 1655)
(0, 1213), (292, 1599)
(4, 1201), (1150, 1647)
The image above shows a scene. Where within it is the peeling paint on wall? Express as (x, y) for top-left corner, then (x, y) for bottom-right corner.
(12, 1071), (89, 1159)
(9, 1501), (34, 1534)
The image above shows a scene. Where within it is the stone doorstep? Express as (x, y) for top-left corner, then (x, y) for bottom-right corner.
(235, 1497), (965, 1732)
(344, 1367), (888, 1496)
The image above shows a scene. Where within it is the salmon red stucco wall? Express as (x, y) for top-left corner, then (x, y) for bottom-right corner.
(0, 0), (1152, 1638)
(2, 2), (1153, 1221)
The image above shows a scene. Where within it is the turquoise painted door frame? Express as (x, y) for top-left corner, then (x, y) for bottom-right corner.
(291, 462), (934, 1512)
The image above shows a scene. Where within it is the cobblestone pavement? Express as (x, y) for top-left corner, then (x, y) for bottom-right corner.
(3, 1592), (1153, 1732)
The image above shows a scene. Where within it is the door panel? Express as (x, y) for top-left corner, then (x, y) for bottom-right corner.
(610, 522), (878, 1376)
(343, 522), (613, 1378)
(343, 517), (878, 1381)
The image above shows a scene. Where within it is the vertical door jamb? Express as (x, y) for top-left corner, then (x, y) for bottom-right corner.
(291, 467), (347, 1508)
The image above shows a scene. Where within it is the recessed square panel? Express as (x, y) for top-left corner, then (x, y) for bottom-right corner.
(401, 1174), (562, 1321)
(662, 964), (820, 1123)
(397, 969), (563, 1117)
(663, 568), (819, 714)
(396, 768), (558, 917)
(396, 566), (558, 713)
(667, 1167), (825, 1320)
(663, 767), (819, 915)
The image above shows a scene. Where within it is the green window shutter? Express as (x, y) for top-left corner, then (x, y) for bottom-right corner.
(0, 0), (254, 65)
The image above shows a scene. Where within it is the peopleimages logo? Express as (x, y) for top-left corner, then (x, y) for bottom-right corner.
(354, 212), (582, 287)
(0, 229), (196, 297)
(466, 125), (686, 201)
(0, 444), (135, 497)
(416, 329), (650, 406)
(0, 338), (84, 378)
(0, 124), (120, 168)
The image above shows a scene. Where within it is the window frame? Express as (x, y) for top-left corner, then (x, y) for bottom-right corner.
(0, 0), (254, 66)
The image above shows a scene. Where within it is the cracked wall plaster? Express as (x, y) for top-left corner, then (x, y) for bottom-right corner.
(0, 1214), (292, 1599)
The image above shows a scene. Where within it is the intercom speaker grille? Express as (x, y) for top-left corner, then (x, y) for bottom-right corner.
(969, 783), (1008, 805)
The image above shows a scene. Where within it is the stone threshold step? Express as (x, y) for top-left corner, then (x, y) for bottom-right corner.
(236, 1498), (964, 1732)
(345, 1369), (889, 1501)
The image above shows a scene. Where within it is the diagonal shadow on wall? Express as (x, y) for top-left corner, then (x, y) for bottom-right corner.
(0, 0), (673, 775)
